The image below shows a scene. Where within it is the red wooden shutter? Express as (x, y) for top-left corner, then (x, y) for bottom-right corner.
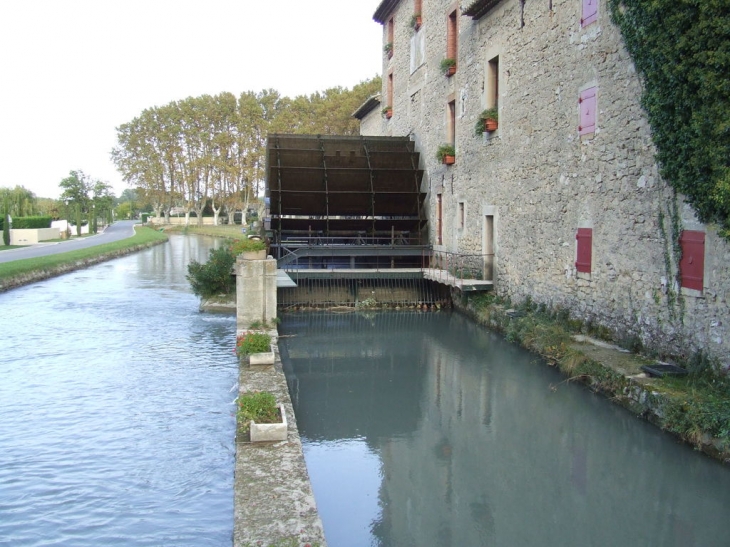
(575, 228), (592, 273)
(579, 87), (597, 135)
(679, 230), (705, 291)
(582, 0), (598, 27)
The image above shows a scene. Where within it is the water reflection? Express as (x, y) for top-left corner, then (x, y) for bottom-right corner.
(280, 311), (730, 547)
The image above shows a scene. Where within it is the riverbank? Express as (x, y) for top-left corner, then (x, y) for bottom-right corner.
(0, 226), (168, 292)
(234, 330), (327, 547)
(454, 291), (730, 464)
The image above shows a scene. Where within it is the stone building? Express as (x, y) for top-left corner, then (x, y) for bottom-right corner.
(364, 0), (730, 369)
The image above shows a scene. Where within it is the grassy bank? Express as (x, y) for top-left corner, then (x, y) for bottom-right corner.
(457, 292), (730, 463)
(159, 223), (250, 240)
(0, 226), (168, 291)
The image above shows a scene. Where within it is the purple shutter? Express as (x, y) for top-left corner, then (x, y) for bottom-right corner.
(575, 228), (592, 273)
(679, 231), (705, 291)
(582, 0), (598, 27)
(579, 87), (597, 135)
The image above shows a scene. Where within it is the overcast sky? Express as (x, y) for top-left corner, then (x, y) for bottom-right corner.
(0, 1), (383, 200)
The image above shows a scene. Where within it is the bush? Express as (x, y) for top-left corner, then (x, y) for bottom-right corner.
(230, 237), (266, 254)
(186, 247), (236, 298)
(3, 216), (52, 229)
(237, 391), (280, 432)
(236, 331), (271, 358)
(14, 216), (52, 229)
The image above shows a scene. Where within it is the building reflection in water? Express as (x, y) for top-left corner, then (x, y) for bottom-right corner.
(280, 311), (730, 547)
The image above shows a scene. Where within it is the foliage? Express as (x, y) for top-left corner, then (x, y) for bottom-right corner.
(608, 0), (730, 235)
(474, 108), (499, 136)
(8, 216), (52, 229)
(410, 14), (422, 29)
(231, 237), (266, 254)
(436, 144), (456, 162)
(383, 42), (393, 53)
(237, 391), (279, 432)
(440, 58), (456, 74)
(382, 106), (393, 118)
(2, 196), (9, 246)
(235, 332), (272, 358)
(186, 246), (236, 298)
(0, 227), (167, 283)
(0, 185), (40, 217)
(112, 77), (382, 224)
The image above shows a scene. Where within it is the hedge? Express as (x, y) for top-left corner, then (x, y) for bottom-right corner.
(0, 216), (53, 229)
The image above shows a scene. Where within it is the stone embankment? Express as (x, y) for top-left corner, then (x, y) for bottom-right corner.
(234, 330), (327, 547)
(456, 296), (730, 465)
(0, 240), (167, 293)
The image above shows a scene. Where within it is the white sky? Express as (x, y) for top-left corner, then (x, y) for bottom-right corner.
(0, 0), (384, 200)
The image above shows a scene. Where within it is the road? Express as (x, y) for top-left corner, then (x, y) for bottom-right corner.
(0, 221), (141, 264)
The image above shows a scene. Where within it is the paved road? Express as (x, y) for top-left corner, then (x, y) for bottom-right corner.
(0, 221), (141, 264)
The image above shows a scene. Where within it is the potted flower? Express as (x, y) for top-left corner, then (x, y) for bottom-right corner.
(384, 42), (393, 59)
(237, 391), (287, 442)
(410, 13), (422, 31)
(440, 58), (456, 76)
(231, 236), (266, 260)
(475, 107), (499, 136)
(436, 144), (456, 165)
(382, 106), (393, 119)
(236, 331), (273, 363)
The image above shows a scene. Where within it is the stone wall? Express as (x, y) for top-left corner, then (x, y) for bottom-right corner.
(371, 0), (730, 369)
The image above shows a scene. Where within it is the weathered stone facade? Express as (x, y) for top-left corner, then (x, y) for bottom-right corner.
(367, 0), (730, 369)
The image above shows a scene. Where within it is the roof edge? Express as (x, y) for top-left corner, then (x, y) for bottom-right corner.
(352, 94), (382, 120)
(373, 0), (401, 24)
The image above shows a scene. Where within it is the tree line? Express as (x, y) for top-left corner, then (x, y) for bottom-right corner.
(111, 77), (381, 224)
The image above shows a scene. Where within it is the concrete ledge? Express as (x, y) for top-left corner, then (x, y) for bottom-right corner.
(234, 332), (327, 546)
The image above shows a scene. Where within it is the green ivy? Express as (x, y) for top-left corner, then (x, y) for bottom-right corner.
(609, 0), (730, 236)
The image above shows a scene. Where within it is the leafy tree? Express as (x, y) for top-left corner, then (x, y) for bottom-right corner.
(2, 194), (9, 246)
(0, 186), (40, 217)
(59, 170), (92, 236)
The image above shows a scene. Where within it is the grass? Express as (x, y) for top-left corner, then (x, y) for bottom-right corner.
(0, 226), (168, 283)
(162, 223), (250, 240)
(0, 245), (28, 251)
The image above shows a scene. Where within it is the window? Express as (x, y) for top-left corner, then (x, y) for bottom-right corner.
(387, 71), (394, 114)
(579, 86), (597, 136)
(458, 202), (465, 229)
(387, 17), (394, 58)
(448, 100), (456, 146)
(575, 228), (592, 274)
(679, 230), (705, 291)
(581, 0), (598, 27)
(447, 9), (458, 70)
(437, 194), (443, 245)
(487, 55), (499, 110)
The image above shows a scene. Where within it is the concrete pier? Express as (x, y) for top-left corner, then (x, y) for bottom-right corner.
(233, 331), (327, 547)
(235, 255), (277, 329)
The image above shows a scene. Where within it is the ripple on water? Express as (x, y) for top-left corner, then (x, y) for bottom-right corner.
(0, 236), (237, 547)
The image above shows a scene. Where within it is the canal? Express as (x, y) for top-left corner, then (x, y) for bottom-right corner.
(0, 235), (237, 547)
(279, 311), (730, 547)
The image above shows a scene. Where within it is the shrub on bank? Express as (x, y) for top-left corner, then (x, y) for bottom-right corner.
(186, 247), (236, 298)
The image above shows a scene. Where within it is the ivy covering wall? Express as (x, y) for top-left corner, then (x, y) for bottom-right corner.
(609, 0), (730, 236)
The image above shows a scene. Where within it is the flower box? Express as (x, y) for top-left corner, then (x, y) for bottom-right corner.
(250, 404), (287, 442)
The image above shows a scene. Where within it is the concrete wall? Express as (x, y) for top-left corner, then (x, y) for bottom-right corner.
(10, 227), (61, 245)
(372, 0), (730, 368)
